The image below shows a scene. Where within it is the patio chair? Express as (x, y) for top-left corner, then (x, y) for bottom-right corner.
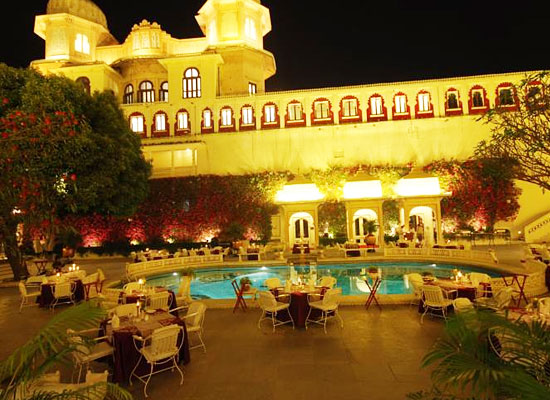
(306, 288), (344, 334)
(114, 303), (139, 318)
(264, 277), (284, 290)
(146, 291), (171, 312)
(66, 328), (114, 383)
(406, 273), (424, 306)
(257, 290), (294, 332)
(130, 324), (184, 397)
(538, 297), (550, 316)
(318, 276), (337, 289)
(420, 285), (453, 323)
(182, 301), (207, 352)
(98, 288), (123, 310)
(466, 272), (492, 298)
(50, 281), (76, 311)
(453, 297), (474, 313)
(175, 276), (192, 308)
(18, 281), (41, 313)
(123, 282), (142, 295)
(475, 287), (513, 311)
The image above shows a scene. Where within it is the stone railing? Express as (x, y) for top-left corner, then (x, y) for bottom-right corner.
(383, 247), (494, 263)
(126, 254), (223, 280)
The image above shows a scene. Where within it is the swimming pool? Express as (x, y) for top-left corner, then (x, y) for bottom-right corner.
(141, 262), (501, 299)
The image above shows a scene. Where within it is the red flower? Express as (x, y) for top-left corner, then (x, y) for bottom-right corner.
(1, 132), (8, 139)
(70, 173), (77, 181)
(2, 98), (8, 104)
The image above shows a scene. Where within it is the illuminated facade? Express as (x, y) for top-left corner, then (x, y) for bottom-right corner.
(31, 0), (550, 247)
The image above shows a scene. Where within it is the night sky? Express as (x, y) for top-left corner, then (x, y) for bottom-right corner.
(3, 0), (549, 91)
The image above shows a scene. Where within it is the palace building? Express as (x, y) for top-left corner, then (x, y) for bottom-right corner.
(31, 0), (550, 247)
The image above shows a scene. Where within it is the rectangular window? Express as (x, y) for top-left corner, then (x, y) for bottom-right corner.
(151, 32), (160, 48)
(75, 34), (90, 55)
(221, 109), (233, 126)
(343, 98), (358, 117)
(130, 115), (144, 133)
(248, 82), (257, 95)
(288, 103), (303, 121)
(472, 90), (484, 107)
(418, 93), (431, 112)
(314, 101), (329, 119)
(203, 110), (212, 128)
(242, 107), (253, 125)
(499, 88), (514, 106)
(370, 97), (382, 116)
(155, 114), (166, 131)
(395, 95), (407, 113)
(264, 105), (276, 123)
(447, 92), (459, 109)
(245, 17), (257, 40)
(177, 112), (189, 130)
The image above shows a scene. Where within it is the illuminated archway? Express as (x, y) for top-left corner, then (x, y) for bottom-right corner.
(352, 209), (379, 243)
(409, 206), (436, 246)
(289, 211), (315, 246)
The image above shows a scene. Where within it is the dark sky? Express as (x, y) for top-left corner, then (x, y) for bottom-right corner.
(3, 1), (549, 91)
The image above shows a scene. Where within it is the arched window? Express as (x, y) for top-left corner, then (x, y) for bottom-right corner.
(468, 85), (489, 114)
(366, 94), (386, 122)
(311, 98), (333, 125)
(175, 109), (190, 135)
(138, 81), (155, 103)
(183, 68), (201, 99)
(392, 92), (410, 120)
(159, 81), (168, 102)
(240, 105), (256, 131)
(415, 90), (434, 118)
(495, 82), (518, 110)
(201, 108), (214, 133)
(129, 112), (146, 137)
(75, 77), (90, 95)
(152, 111), (169, 138)
(340, 96), (362, 123)
(261, 102), (280, 129)
(445, 88), (463, 116)
(219, 106), (235, 132)
(285, 100), (305, 126)
(123, 84), (134, 104)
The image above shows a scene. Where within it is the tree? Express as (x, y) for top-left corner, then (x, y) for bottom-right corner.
(476, 71), (550, 192)
(0, 64), (151, 280)
(409, 310), (550, 400)
(0, 302), (132, 400)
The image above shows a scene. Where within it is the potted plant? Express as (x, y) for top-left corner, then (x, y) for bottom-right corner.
(363, 219), (379, 246)
(367, 266), (379, 280)
(240, 276), (252, 290)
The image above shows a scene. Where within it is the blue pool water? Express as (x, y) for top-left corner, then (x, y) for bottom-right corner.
(142, 262), (502, 299)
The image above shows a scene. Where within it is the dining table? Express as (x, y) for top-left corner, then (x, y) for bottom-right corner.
(417, 278), (480, 314)
(39, 275), (85, 307)
(100, 309), (190, 383)
(272, 286), (325, 328)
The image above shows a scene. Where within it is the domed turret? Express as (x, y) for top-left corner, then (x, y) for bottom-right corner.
(46, 0), (107, 29)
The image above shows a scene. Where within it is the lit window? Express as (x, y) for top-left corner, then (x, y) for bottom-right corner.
(472, 89), (485, 107)
(124, 84), (134, 104)
(183, 68), (201, 99)
(159, 81), (168, 102)
(446, 90), (459, 109)
(138, 81), (155, 103)
(177, 111), (189, 130)
(155, 113), (166, 131)
(249, 82), (257, 95)
(75, 33), (90, 55)
(151, 32), (160, 48)
(342, 98), (358, 117)
(418, 92), (431, 112)
(395, 95), (407, 114)
(498, 87), (515, 106)
(130, 114), (144, 133)
(208, 21), (217, 43)
(288, 102), (303, 121)
(370, 96), (382, 116)
(245, 17), (257, 40)
(203, 109), (212, 128)
(264, 105), (276, 123)
(141, 32), (150, 48)
(221, 108), (233, 126)
(314, 101), (330, 119)
(242, 106), (254, 125)
(133, 34), (140, 50)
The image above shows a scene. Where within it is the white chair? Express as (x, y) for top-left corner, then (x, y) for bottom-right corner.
(146, 291), (171, 312)
(130, 324), (184, 397)
(257, 291), (294, 332)
(50, 281), (75, 311)
(175, 276), (192, 307)
(420, 285), (453, 323)
(67, 328), (114, 383)
(475, 287), (514, 311)
(538, 297), (550, 316)
(453, 297), (474, 313)
(466, 272), (492, 298)
(264, 277), (284, 290)
(123, 282), (142, 295)
(182, 302), (207, 353)
(114, 303), (139, 318)
(318, 276), (337, 289)
(306, 288), (344, 334)
(18, 282), (41, 312)
(406, 273), (424, 306)
(98, 288), (123, 310)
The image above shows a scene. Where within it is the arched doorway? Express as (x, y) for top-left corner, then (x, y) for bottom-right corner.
(352, 209), (378, 243)
(409, 206), (437, 246)
(289, 212), (315, 246)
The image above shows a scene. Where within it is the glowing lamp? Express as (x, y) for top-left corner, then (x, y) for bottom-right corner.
(275, 184), (324, 203)
(343, 181), (383, 199)
(394, 177), (441, 197)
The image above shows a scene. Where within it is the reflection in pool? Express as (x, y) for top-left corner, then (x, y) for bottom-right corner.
(141, 262), (501, 299)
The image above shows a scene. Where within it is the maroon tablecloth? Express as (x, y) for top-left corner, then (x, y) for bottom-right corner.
(100, 313), (190, 383)
(274, 291), (323, 328)
(39, 280), (85, 307)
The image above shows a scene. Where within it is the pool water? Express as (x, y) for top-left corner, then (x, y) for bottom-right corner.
(142, 262), (501, 299)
